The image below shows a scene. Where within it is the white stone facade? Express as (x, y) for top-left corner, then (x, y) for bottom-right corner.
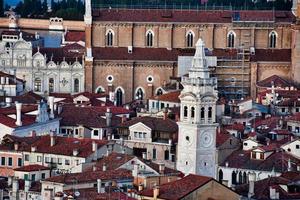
(0, 36), (84, 94)
(176, 39), (218, 178)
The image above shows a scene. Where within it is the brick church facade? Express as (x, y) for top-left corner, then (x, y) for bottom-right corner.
(84, 0), (300, 104)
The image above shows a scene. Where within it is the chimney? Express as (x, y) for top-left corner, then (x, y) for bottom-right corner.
(7, 176), (13, 186)
(102, 163), (107, 171)
(12, 178), (19, 194)
(153, 186), (160, 200)
(57, 104), (63, 115)
(97, 179), (105, 193)
(30, 130), (36, 137)
(14, 143), (18, 151)
(269, 187), (279, 199)
(105, 107), (112, 127)
(5, 97), (12, 107)
(92, 165), (97, 171)
(176, 81), (180, 90)
(48, 96), (55, 119)
(163, 108), (168, 120)
(248, 172), (256, 198)
(288, 158), (292, 171)
(142, 152), (147, 160)
(159, 163), (165, 174)
(92, 141), (98, 152)
(73, 149), (79, 156)
(121, 114), (127, 123)
(138, 184), (144, 191)
(132, 163), (139, 177)
(24, 179), (31, 193)
(15, 102), (22, 126)
(31, 146), (36, 152)
(5, 77), (9, 84)
(50, 132), (56, 146)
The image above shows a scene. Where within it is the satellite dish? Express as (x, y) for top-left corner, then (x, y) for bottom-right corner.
(74, 191), (80, 197)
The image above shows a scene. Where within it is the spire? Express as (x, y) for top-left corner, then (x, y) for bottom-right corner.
(191, 38), (207, 70)
(189, 38), (210, 79)
(84, 0), (92, 25)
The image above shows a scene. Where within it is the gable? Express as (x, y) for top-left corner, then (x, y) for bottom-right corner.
(129, 122), (152, 132)
(73, 95), (90, 102)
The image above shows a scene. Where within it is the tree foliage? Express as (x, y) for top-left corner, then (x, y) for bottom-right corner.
(13, 0), (84, 20)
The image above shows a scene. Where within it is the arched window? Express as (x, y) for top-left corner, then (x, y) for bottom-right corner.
(208, 107), (212, 119)
(106, 30), (114, 46)
(191, 107), (195, 118)
(156, 88), (163, 96)
(238, 171), (243, 184)
(219, 169), (223, 183)
(227, 31), (235, 48)
(201, 107), (205, 120)
(116, 88), (123, 106)
(232, 171), (237, 185)
(48, 78), (54, 93)
(186, 31), (194, 47)
(146, 30), (154, 47)
(243, 172), (247, 184)
(184, 106), (188, 118)
(34, 78), (41, 92)
(74, 78), (79, 93)
(269, 31), (277, 48)
(135, 88), (144, 100)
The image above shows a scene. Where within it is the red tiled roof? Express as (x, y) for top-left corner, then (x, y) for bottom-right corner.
(34, 43), (84, 63)
(140, 174), (213, 199)
(118, 116), (178, 133)
(257, 75), (293, 89)
(224, 123), (245, 133)
(236, 172), (300, 200)
(14, 164), (49, 172)
(93, 47), (182, 61)
(288, 113), (300, 122)
(44, 169), (132, 184)
(12, 91), (43, 104)
(251, 49), (291, 62)
(221, 149), (300, 172)
(150, 91), (181, 103)
(0, 104), (37, 115)
(216, 130), (231, 147)
(0, 114), (36, 128)
(0, 71), (25, 83)
(63, 187), (136, 200)
(59, 105), (126, 128)
(13, 135), (109, 158)
(92, 9), (295, 23)
(65, 31), (85, 42)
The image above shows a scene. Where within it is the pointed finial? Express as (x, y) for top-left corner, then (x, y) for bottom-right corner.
(37, 46), (40, 52)
(19, 32), (23, 39)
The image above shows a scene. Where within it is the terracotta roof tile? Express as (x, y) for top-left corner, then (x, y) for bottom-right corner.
(92, 9), (295, 23)
(257, 75), (293, 88)
(14, 164), (49, 172)
(150, 91), (181, 103)
(140, 174), (213, 199)
(251, 49), (291, 62)
(44, 169), (132, 184)
(65, 31), (85, 42)
(118, 116), (178, 133)
(12, 135), (109, 158)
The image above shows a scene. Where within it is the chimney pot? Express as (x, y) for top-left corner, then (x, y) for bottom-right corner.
(15, 102), (22, 126)
(153, 186), (160, 199)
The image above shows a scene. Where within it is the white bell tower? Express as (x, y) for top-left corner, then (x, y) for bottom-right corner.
(176, 39), (218, 178)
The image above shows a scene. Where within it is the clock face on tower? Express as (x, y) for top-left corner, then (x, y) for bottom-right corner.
(201, 131), (213, 148)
